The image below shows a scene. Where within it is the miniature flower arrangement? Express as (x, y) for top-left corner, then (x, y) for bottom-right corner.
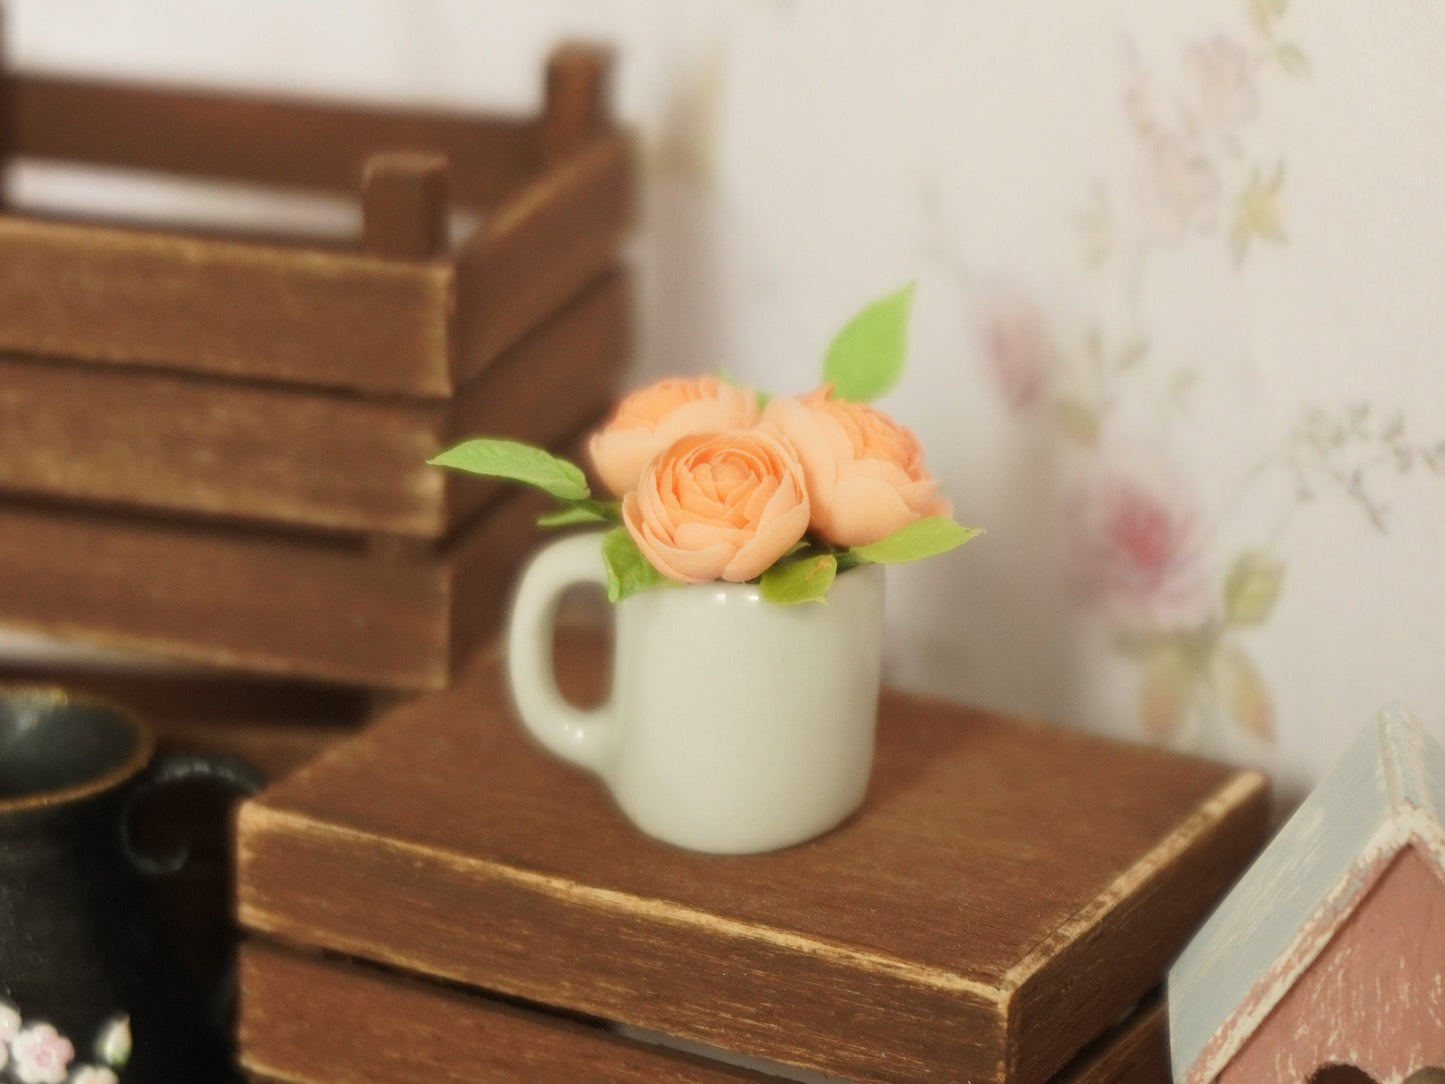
(431, 285), (981, 603)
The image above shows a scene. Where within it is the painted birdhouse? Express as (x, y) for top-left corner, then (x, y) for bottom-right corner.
(1169, 703), (1445, 1084)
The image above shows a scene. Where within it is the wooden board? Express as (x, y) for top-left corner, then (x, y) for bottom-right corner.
(0, 270), (627, 537)
(237, 635), (1270, 1084)
(238, 941), (1171, 1084)
(10, 72), (539, 209)
(0, 488), (546, 690)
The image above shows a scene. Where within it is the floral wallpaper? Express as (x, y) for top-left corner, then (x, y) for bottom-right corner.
(970, 0), (1445, 772)
(6, 0), (1443, 796)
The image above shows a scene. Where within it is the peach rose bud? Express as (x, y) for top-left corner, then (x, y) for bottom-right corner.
(762, 386), (951, 548)
(588, 376), (760, 497)
(622, 430), (811, 584)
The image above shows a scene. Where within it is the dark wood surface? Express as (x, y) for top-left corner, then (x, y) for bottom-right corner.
(239, 940), (1172, 1084)
(238, 635), (1269, 1083)
(0, 270), (627, 537)
(0, 486), (544, 690)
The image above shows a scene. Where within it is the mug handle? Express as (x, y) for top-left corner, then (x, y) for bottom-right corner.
(119, 751), (266, 1037)
(507, 531), (618, 776)
(121, 752), (266, 877)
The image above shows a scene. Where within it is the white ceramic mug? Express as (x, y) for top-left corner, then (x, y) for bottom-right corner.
(506, 531), (885, 854)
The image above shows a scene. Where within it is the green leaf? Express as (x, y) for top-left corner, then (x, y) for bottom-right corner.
(822, 282), (916, 402)
(536, 500), (619, 528)
(849, 517), (982, 565)
(600, 527), (666, 603)
(1214, 644), (1275, 742)
(1276, 42), (1311, 77)
(760, 553), (837, 605)
(1224, 551), (1285, 626)
(428, 439), (589, 502)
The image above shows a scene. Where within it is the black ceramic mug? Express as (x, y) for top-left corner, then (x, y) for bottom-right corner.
(0, 687), (262, 1083)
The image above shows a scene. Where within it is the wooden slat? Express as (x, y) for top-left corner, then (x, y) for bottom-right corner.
(1054, 998), (1170, 1084)
(454, 132), (633, 386)
(9, 72), (538, 209)
(237, 636), (1270, 1084)
(0, 214), (453, 394)
(0, 270), (627, 537)
(239, 942), (1170, 1084)
(239, 941), (772, 1084)
(0, 489), (541, 689)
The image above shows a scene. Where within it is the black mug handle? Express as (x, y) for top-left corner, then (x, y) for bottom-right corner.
(120, 752), (265, 876)
(119, 752), (266, 1039)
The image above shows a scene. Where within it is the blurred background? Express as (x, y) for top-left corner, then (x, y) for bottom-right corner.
(4, 0), (1443, 799)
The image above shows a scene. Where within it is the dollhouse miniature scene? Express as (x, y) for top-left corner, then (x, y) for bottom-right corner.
(0, 1), (1440, 1081)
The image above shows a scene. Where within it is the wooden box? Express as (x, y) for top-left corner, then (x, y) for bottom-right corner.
(236, 636), (1271, 1084)
(0, 46), (633, 686)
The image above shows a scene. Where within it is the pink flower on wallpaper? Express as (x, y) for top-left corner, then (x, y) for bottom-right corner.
(1068, 455), (1211, 630)
(1141, 132), (1221, 243)
(1185, 35), (1259, 132)
(978, 293), (1053, 411)
(1124, 59), (1221, 243)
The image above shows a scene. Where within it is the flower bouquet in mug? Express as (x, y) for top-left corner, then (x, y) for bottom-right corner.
(430, 285), (982, 853)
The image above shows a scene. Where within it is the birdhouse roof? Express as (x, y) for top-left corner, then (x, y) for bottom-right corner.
(1168, 703), (1445, 1084)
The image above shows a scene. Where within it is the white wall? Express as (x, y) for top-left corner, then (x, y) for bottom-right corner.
(8, 0), (1445, 797)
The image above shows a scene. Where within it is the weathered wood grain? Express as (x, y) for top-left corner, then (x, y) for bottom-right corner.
(454, 132), (633, 387)
(0, 270), (627, 536)
(1054, 998), (1170, 1084)
(0, 213), (453, 394)
(1172, 705), (1445, 1084)
(0, 488), (542, 689)
(239, 941), (773, 1084)
(237, 635), (1269, 1084)
(239, 941), (1171, 1084)
(9, 72), (539, 209)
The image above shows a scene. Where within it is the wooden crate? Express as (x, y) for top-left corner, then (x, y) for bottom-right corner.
(0, 45), (633, 684)
(237, 634), (1271, 1084)
(0, 44), (631, 399)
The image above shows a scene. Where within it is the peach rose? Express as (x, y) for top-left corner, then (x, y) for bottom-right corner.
(588, 376), (760, 497)
(622, 430), (810, 584)
(762, 386), (950, 548)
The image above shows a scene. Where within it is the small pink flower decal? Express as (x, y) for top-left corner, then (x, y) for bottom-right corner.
(1067, 456), (1210, 630)
(10, 1022), (74, 1084)
(1185, 35), (1259, 132)
(978, 293), (1053, 411)
(0, 1000), (19, 1069)
(70, 1068), (119, 1084)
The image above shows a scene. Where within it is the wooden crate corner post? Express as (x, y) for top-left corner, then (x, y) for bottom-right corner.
(541, 42), (615, 163)
(362, 149), (451, 260)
